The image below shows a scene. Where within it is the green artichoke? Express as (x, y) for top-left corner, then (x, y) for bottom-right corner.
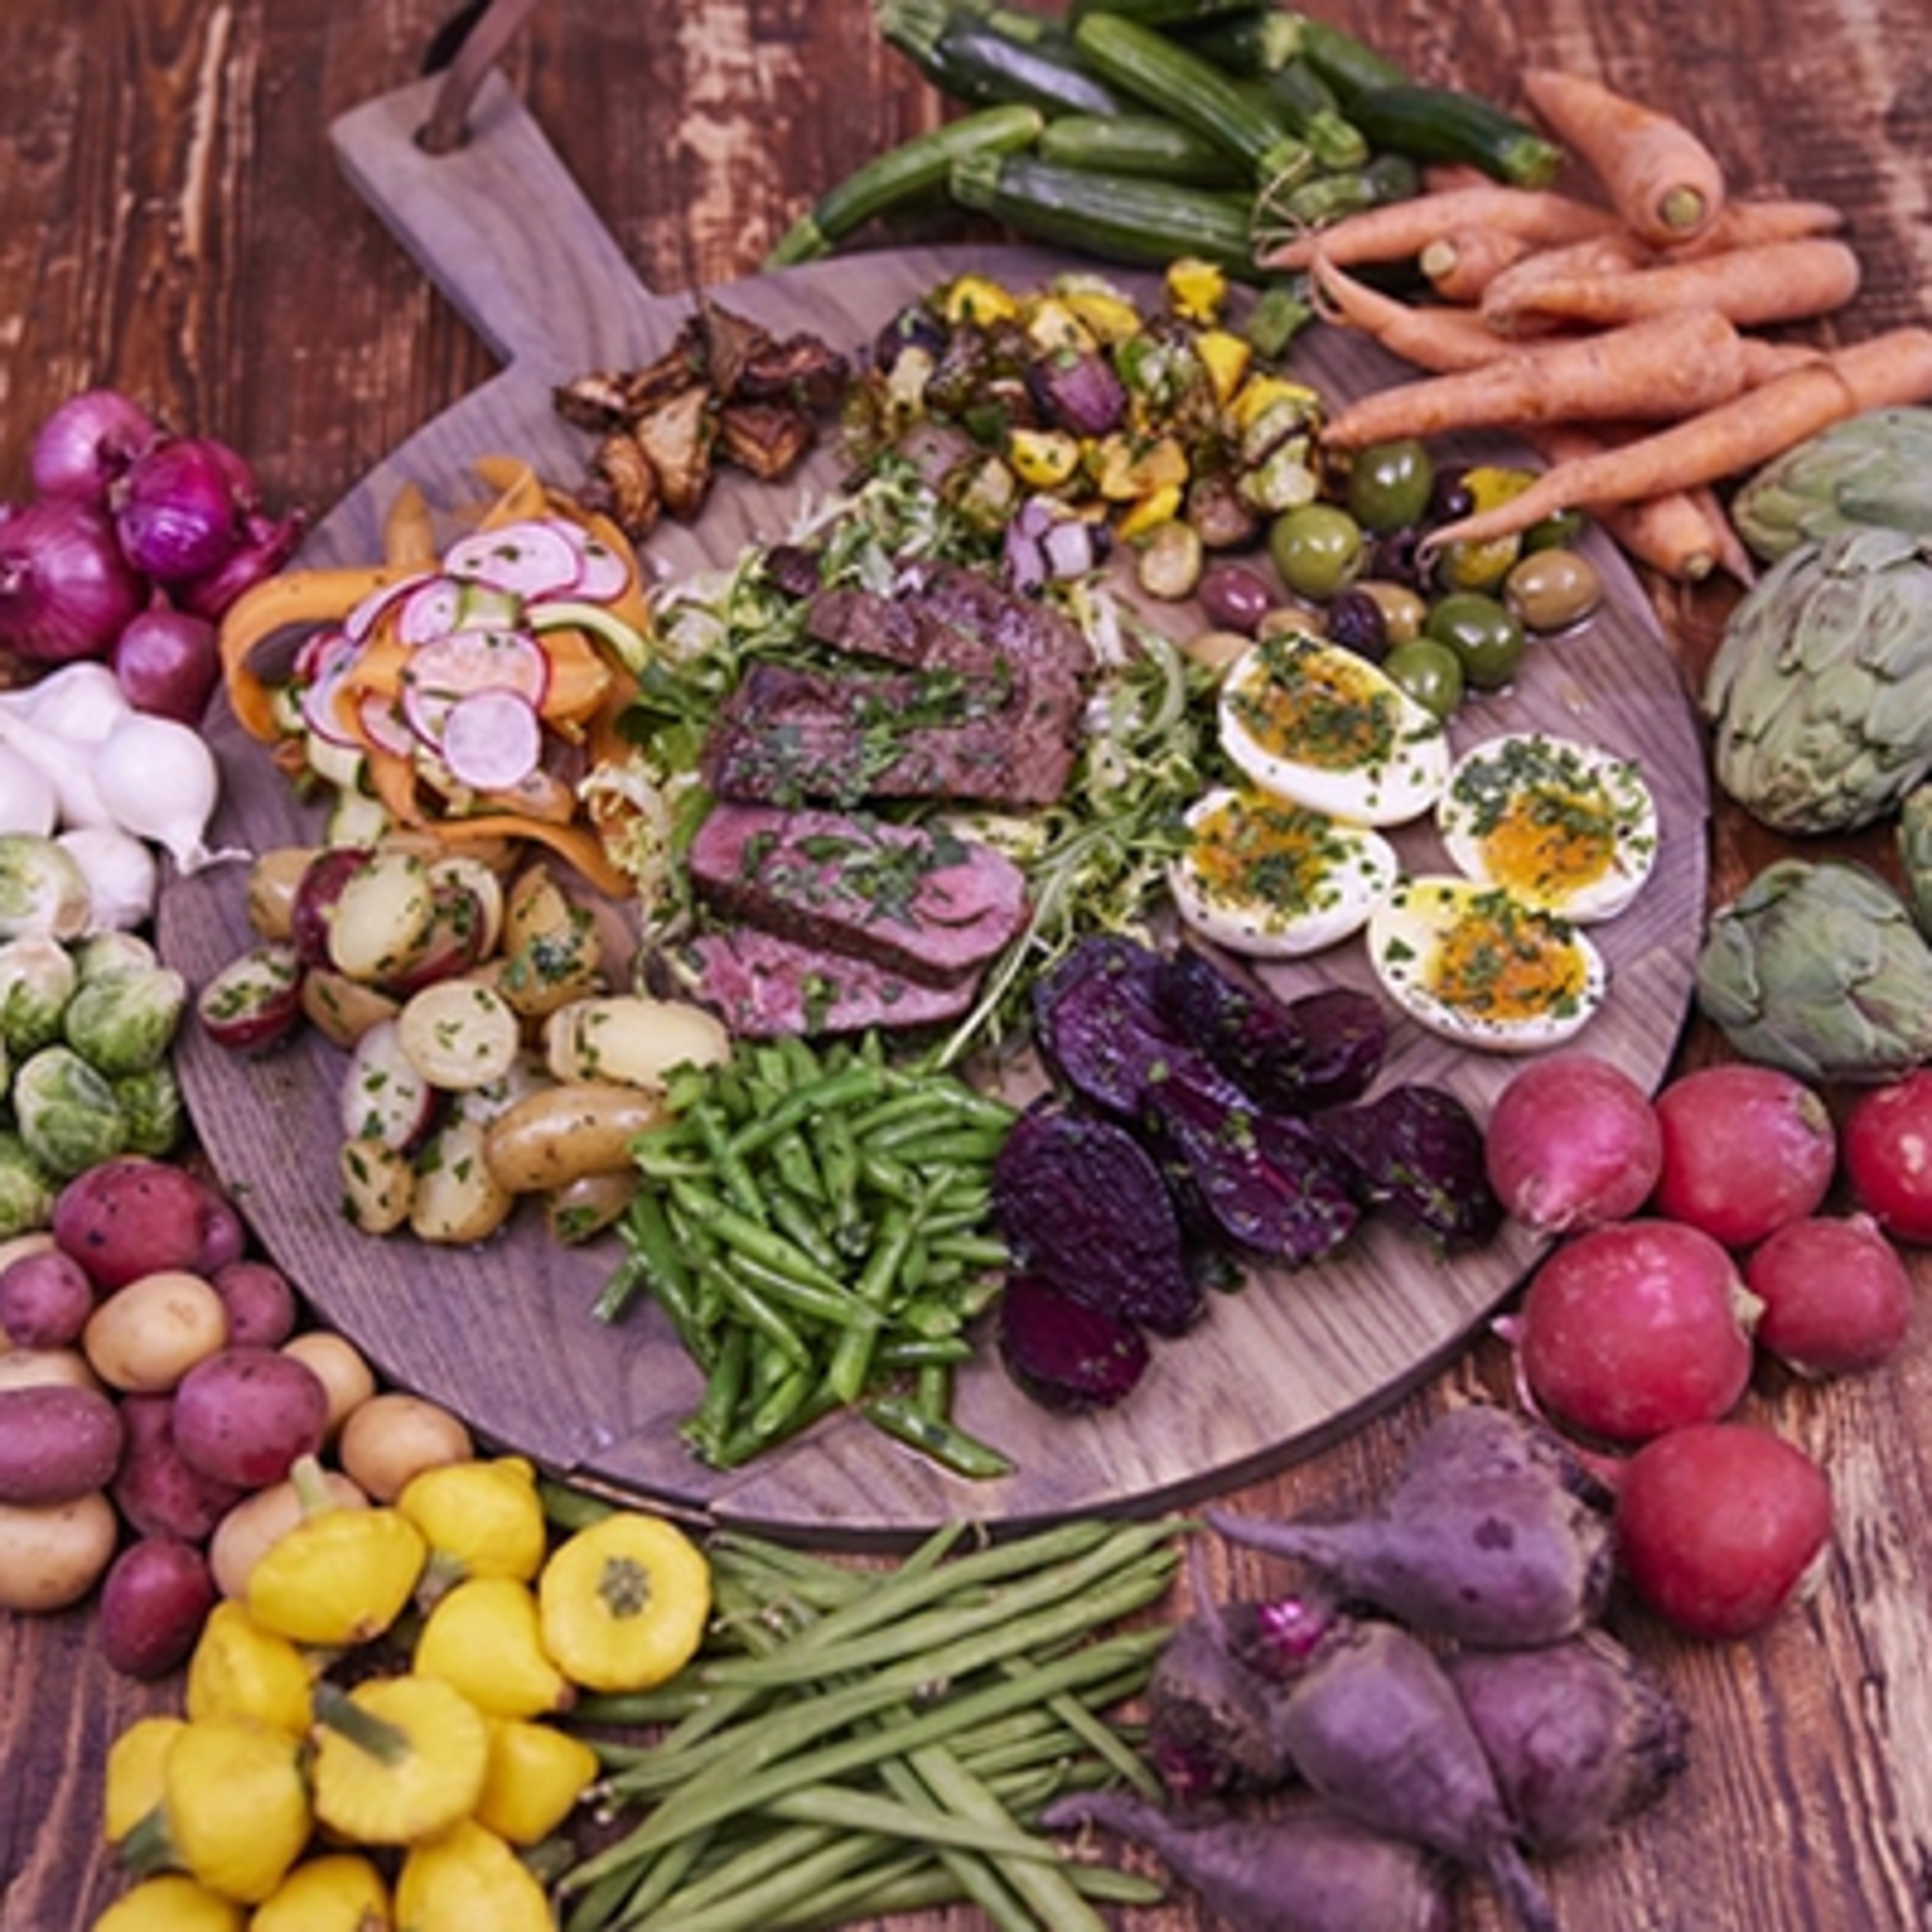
(1703, 525), (1932, 835)
(1900, 783), (1932, 939)
(1732, 407), (1932, 562)
(1696, 857), (1932, 1083)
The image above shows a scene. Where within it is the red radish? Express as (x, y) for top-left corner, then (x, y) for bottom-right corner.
(1484, 1052), (1663, 1234)
(1510, 1219), (1758, 1445)
(1841, 1070), (1932, 1244)
(439, 687), (544, 791)
(443, 517), (583, 599)
(1744, 1213), (1914, 1376)
(1613, 1421), (1832, 1639)
(1650, 1063), (1835, 1246)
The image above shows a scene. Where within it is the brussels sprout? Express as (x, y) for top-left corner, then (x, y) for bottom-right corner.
(0, 834), (91, 942)
(1703, 527), (1932, 835)
(0, 935), (79, 1055)
(11, 1044), (130, 1179)
(0, 1128), (58, 1239)
(114, 1063), (186, 1158)
(1695, 857), (1932, 1083)
(72, 930), (160, 983)
(61, 964), (188, 1077)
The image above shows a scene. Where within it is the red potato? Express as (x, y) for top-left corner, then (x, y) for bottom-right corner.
(52, 1158), (246, 1292)
(1841, 1070), (1932, 1244)
(208, 1260), (299, 1349)
(1744, 1214), (1914, 1376)
(111, 1393), (248, 1543)
(98, 1537), (219, 1679)
(0, 1246), (98, 1349)
(288, 844), (376, 968)
(0, 1382), (125, 1504)
(1613, 1421), (1833, 1639)
(1511, 1219), (1758, 1445)
(1650, 1064), (1836, 1247)
(195, 941), (307, 1053)
(170, 1346), (332, 1489)
(1484, 1053), (1663, 1235)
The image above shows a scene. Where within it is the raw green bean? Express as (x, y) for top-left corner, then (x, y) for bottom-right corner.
(606, 1827), (893, 1932)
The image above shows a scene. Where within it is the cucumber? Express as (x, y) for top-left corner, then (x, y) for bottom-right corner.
(1350, 83), (1566, 187)
(950, 149), (1262, 278)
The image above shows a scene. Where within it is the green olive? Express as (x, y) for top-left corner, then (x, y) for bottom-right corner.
(1425, 590), (1526, 691)
(1268, 502), (1366, 602)
(1381, 636), (1465, 718)
(1351, 578), (1430, 647)
(1345, 439), (1435, 535)
(1503, 546), (1605, 632)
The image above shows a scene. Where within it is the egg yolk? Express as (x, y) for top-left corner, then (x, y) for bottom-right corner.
(1232, 638), (1399, 773)
(1478, 790), (1617, 904)
(1192, 793), (1352, 916)
(1427, 892), (1588, 1021)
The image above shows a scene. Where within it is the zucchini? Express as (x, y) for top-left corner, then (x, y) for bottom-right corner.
(1175, 9), (1306, 74)
(950, 149), (1261, 278)
(1287, 14), (1408, 104)
(1349, 82), (1565, 188)
(1069, 0), (1266, 21)
(765, 105), (1045, 268)
(1263, 150), (1421, 232)
(1239, 62), (1369, 171)
(1071, 10), (1313, 184)
(1037, 111), (1251, 187)
(880, 0), (1131, 116)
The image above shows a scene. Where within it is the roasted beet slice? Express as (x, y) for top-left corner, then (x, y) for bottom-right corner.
(1315, 1084), (1503, 1252)
(992, 1103), (1202, 1337)
(1151, 1064), (1360, 1266)
(998, 1269), (1151, 1412)
(1032, 934), (1194, 1117)
(1155, 948), (1391, 1114)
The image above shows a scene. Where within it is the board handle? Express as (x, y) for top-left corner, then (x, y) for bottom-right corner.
(328, 20), (664, 375)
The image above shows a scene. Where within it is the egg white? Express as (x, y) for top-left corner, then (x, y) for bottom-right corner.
(1437, 732), (1658, 922)
(1218, 631), (1450, 827)
(1366, 873), (1607, 1053)
(1170, 786), (1398, 958)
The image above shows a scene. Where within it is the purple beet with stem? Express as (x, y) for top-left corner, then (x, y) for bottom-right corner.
(1044, 1788), (1453, 1932)
(1206, 1405), (1615, 1648)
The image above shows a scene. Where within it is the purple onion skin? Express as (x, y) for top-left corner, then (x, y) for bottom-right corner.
(28, 388), (160, 507)
(174, 504), (307, 621)
(112, 436), (249, 584)
(0, 497), (149, 663)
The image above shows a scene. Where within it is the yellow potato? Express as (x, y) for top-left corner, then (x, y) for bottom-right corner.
(279, 1331), (378, 1438)
(337, 1392), (474, 1504)
(482, 1082), (670, 1194)
(0, 1491), (119, 1612)
(83, 1270), (229, 1394)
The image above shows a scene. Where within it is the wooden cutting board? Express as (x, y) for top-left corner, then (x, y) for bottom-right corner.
(157, 70), (1709, 1544)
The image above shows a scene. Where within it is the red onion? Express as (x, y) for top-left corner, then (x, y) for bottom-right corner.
(174, 504), (308, 621)
(112, 436), (248, 584)
(29, 388), (162, 508)
(0, 497), (150, 663)
(110, 605), (221, 722)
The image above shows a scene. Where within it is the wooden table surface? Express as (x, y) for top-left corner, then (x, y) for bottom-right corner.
(6, 2), (1932, 1928)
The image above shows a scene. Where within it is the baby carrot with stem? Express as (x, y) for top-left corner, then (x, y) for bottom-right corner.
(1520, 65), (1728, 247)
(1420, 327), (1932, 553)
(1316, 305), (1750, 448)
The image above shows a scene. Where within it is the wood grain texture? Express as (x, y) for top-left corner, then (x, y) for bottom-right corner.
(7, 0), (1932, 1927)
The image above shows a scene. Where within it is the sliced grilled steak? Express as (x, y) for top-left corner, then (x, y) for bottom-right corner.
(687, 801), (1029, 987)
(675, 928), (979, 1037)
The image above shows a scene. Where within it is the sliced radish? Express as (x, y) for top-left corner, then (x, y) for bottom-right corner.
(399, 627), (551, 743)
(294, 625), (352, 684)
(552, 521), (630, 602)
(443, 519), (582, 600)
(357, 692), (417, 759)
(345, 571), (434, 643)
(440, 688), (544, 791)
(299, 635), (365, 748)
(397, 576), (468, 645)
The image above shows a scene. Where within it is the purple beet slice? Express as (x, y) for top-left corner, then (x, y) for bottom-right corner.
(1314, 1084), (1503, 1252)
(997, 1268), (1151, 1411)
(1031, 933), (1195, 1117)
(992, 1103), (1202, 1336)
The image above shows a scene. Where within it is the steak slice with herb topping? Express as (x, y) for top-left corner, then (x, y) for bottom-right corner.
(674, 928), (980, 1038)
(687, 801), (1030, 987)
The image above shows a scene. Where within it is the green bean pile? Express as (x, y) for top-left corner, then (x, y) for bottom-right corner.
(557, 1516), (1183, 1932)
(601, 1030), (1021, 1476)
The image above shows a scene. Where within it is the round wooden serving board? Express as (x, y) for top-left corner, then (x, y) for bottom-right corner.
(158, 72), (1708, 1544)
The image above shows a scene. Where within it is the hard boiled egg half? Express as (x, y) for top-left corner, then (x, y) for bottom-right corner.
(1170, 785), (1399, 958)
(1219, 631), (1450, 827)
(1367, 874), (1607, 1052)
(1437, 732), (1658, 922)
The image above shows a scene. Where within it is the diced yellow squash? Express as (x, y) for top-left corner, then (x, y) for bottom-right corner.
(1091, 432), (1190, 502)
(1116, 482), (1185, 542)
(1166, 257), (1229, 324)
(1195, 329), (1252, 407)
(1023, 296), (1096, 355)
(1230, 374), (1323, 435)
(941, 274), (1019, 325)
(1059, 287), (1144, 345)
(1007, 428), (1085, 490)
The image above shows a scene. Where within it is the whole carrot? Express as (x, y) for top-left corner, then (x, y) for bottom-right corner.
(1520, 66), (1728, 247)
(1309, 254), (1523, 371)
(1317, 307), (1750, 450)
(1483, 234), (1863, 331)
(1417, 227), (1536, 302)
(1262, 182), (1618, 270)
(1418, 328), (1932, 552)
(1523, 425), (1733, 583)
